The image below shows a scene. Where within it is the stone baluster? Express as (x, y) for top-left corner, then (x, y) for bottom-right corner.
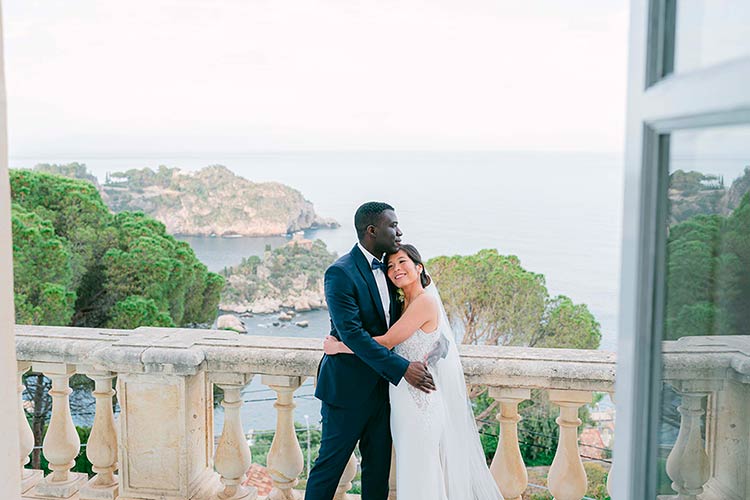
(262, 375), (305, 500)
(489, 387), (530, 500)
(17, 362), (43, 493)
(79, 370), (119, 500)
(665, 389), (710, 499)
(33, 362), (88, 497)
(547, 389), (592, 500)
(213, 373), (256, 500)
(334, 452), (358, 500)
(388, 445), (397, 499)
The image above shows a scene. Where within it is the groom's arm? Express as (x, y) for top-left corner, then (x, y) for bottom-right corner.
(324, 265), (410, 386)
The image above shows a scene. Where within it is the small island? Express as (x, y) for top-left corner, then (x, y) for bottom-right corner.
(219, 236), (337, 315)
(31, 163), (339, 237)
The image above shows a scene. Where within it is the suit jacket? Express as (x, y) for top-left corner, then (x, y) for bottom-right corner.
(315, 244), (409, 408)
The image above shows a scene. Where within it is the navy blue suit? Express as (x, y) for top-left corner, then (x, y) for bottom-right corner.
(305, 245), (409, 500)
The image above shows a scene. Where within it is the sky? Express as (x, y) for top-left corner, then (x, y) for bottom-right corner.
(5, 0), (629, 156)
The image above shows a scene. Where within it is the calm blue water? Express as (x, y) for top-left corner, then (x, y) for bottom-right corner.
(12, 151), (624, 431)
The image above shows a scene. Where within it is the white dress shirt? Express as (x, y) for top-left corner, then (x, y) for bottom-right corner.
(357, 242), (391, 327)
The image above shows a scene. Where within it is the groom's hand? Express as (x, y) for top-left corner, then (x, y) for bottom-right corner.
(404, 361), (436, 393)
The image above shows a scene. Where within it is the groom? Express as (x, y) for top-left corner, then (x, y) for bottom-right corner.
(305, 201), (435, 500)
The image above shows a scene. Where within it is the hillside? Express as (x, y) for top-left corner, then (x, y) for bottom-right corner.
(669, 167), (750, 224)
(32, 163), (338, 236)
(220, 237), (336, 314)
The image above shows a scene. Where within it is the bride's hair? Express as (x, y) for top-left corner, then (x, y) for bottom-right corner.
(385, 243), (432, 288)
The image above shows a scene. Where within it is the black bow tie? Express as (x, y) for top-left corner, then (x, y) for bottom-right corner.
(371, 258), (386, 272)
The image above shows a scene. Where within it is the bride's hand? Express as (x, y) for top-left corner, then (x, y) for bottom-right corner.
(323, 335), (342, 355)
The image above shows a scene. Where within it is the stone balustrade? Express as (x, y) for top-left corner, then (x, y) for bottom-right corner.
(658, 336), (750, 500)
(13, 324), (749, 499)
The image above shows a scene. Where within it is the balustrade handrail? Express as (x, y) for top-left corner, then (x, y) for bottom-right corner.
(15, 324), (617, 392)
(15, 325), (750, 500)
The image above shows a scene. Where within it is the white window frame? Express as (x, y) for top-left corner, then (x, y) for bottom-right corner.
(613, 0), (750, 498)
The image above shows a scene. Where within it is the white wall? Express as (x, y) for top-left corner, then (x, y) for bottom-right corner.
(0, 1), (22, 497)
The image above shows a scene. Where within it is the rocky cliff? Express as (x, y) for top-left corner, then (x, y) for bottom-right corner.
(103, 165), (338, 236)
(31, 163), (338, 236)
(669, 167), (750, 225)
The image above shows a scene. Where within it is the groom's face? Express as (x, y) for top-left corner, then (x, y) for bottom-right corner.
(373, 209), (402, 255)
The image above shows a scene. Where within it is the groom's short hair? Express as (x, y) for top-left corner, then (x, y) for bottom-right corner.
(354, 201), (394, 240)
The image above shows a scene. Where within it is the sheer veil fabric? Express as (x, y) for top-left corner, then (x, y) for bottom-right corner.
(390, 281), (503, 499)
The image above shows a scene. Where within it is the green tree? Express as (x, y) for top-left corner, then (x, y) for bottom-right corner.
(11, 170), (223, 329)
(427, 249), (600, 349)
(12, 204), (76, 326)
(106, 296), (175, 329)
(536, 295), (602, 349)
(11, 169), (223, 467)
(664, 194), (750, 339)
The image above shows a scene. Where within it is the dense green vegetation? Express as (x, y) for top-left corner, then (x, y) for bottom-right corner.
(12, 170), (224, 469)
(221, 240), (336, 307)
(33, 162), (100, 186)
(428, 249), (601, 348)
(665, 193), (750, 339)
(11, 169), (223, 328)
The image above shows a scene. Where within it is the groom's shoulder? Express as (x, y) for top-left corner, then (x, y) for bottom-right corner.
(326, 247), (359, 278)
(329, 249), (355, 272)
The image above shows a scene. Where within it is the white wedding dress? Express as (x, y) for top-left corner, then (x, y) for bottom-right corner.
(389, 283), (504, 500)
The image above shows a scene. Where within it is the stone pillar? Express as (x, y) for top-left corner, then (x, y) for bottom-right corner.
(17, 362), (43, 493)
(262, 375), (304, 500)
(334, 453), (358, 500)
(0, 2), (22, 492)
(488, 387), (530, 500)
(213, 373), (255, 500)
(116, 367), (219, 500)
(32, 362), (88, 498)
(547, 389), (592, 500)
(665, 390), (710, 499)
(79, 371), (119, 500)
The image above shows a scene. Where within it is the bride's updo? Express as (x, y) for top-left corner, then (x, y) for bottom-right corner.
(386, 243), (432, 288)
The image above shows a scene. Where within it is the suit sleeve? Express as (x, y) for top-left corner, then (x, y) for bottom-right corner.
(325, 265), (410, 386)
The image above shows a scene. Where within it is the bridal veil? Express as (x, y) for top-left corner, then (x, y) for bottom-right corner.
(424, 282), (504, 500)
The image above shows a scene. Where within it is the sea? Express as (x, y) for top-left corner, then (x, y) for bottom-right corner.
(11, 151), (624, 434)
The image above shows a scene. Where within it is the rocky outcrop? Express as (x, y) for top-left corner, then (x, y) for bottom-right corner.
(721, 167), (750, 214)
(669, 167), (750, 225)
(220, 238), (335, 315)
(102, 165), (338, 236)
(35, 162), (339, 236)
(216, 314), (247, 333)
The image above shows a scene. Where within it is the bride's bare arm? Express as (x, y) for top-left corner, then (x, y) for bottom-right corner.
(323, 295), (438, 355)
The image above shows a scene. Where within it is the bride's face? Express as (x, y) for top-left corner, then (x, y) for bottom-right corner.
(386, 249), (422, 289)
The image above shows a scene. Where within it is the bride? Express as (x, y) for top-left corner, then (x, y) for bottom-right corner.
(323, 244), (503, 500)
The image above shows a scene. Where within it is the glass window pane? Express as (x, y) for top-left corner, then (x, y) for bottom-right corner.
(658, 124), (750, 497)
(672, 0), (750, 74)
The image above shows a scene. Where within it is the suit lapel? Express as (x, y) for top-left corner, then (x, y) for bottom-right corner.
(352, 245), (387, 330)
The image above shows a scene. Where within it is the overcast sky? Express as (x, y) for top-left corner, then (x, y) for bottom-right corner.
(5, 0), (629, 156)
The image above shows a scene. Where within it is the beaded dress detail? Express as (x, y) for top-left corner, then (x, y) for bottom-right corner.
(394, 328), (441, 412)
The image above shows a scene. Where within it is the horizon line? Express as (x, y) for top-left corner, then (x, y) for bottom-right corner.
(9, 148), (625, 160)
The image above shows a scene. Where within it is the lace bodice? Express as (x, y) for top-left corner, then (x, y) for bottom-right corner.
(394, 327), (440, 362)
(393, 327), (444, 414)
